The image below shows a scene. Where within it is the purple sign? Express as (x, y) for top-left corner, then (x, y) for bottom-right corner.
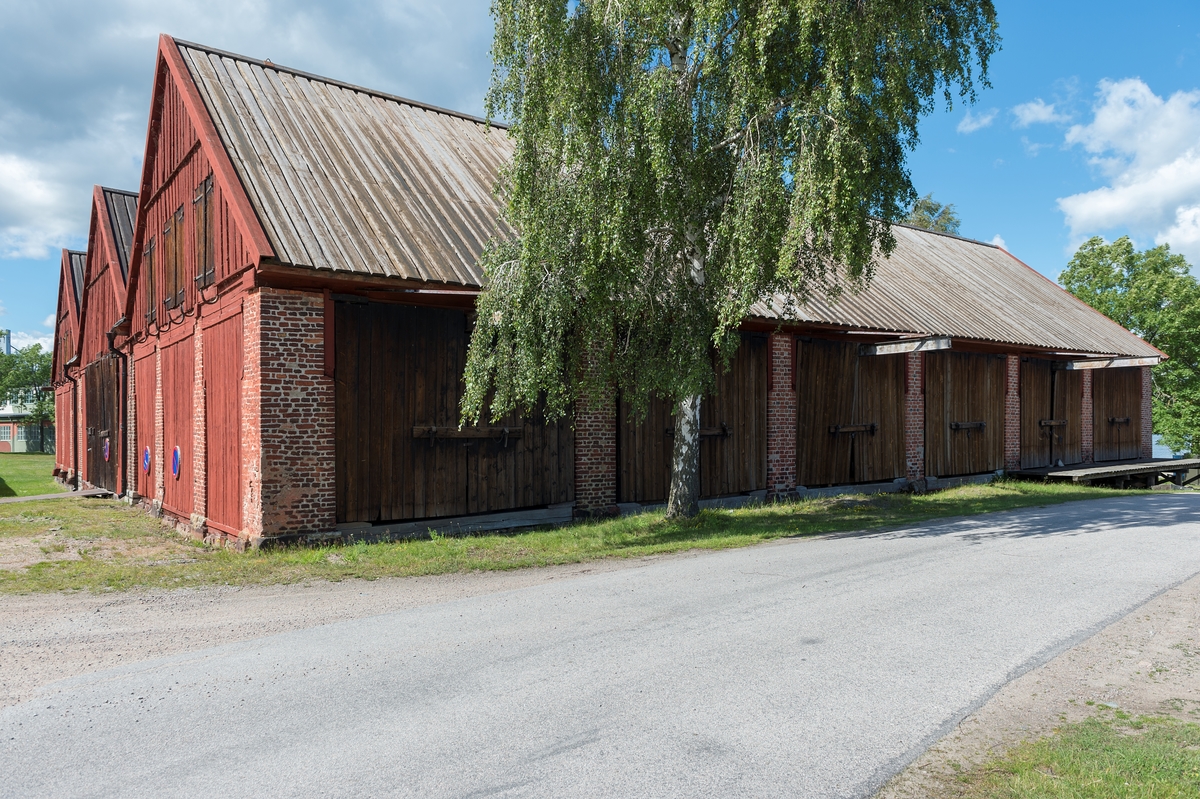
(102, 438), (110, 462)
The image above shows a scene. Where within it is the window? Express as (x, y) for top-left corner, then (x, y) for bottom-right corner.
(15, 426), (25, 441)
(163, 206), (185, 310)
(194, 175), (215, 289)
(143, 238), (156, 325)
(0, 427), (10, 442)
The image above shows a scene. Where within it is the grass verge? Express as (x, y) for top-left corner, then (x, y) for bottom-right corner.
(0, 480), (1141, 594)
(0, 453), (64, 498)
(953, 710), (1200, 798)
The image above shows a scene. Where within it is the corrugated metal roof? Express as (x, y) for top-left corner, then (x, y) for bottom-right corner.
(752, 225), (1160, 358)
(175, 38), (513, 288)
(101, 187), (138, 282)
(68, 250), (86, 311)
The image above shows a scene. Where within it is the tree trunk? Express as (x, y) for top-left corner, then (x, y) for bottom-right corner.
(666, 394), (701, 519)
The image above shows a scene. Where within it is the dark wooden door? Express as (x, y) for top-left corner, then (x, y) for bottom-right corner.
(925, 352), (1005, 477)
(1020, 359), (1084, 469)
(334, 301), (574, 525)
(1093, 367), (1142, 461)
(204, 312), (243, 534)
(795, 339), (904, 487)
(616, 335), (768, 503)
(84, 354), (120, 492)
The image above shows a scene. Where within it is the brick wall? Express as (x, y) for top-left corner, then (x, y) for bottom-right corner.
(154, 346), (165, 510)
(766, 332), (797, 493)
(241, 292), (263, 538)
(1141, 365), (1154, 458)
(905, 352), (925, 480)
(1081, 369), (1094, 463)
(1003, 355), (1020, 471)
(574, 390), (616, 514)
(191, 321), (207, 532)
(247, 288), (337, 541)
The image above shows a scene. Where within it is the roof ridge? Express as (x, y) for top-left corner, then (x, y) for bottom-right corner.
(891, 221), (1001, 248)
(171, 36), (508, 131)
(100, 186), (139, 198)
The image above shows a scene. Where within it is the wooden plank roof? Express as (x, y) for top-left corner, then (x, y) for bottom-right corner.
(100, 187), (138, 282)
(168, 37), (1154, 359)
(173, 38), (512, 288)
(67, 250), (86, 311)
(752, 225), (1161, 359)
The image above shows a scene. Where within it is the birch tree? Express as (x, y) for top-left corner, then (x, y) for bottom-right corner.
(463, 0), (1000, 517)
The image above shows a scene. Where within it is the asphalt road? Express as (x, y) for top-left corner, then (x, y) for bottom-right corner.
(4, 494), (1200, 798)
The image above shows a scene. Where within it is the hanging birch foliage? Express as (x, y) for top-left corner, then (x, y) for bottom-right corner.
(463, 0), (999, 427)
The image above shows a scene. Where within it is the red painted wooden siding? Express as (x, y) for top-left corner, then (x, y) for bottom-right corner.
(204, 311), (243, 533)
(129, 58), (251, 341)
(135, 352), (157, 500)
(161, 339), (193, 516)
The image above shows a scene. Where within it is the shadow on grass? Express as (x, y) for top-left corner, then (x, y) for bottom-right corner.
(0, 476), (14, 498)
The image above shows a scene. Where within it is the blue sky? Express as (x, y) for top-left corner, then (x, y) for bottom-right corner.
(2, 1), (1199, 353)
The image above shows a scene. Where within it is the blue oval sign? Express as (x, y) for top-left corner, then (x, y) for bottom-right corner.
(171, 446), (181, 480)
(102, 437), (110, 462)
(142, 446), (151, 473)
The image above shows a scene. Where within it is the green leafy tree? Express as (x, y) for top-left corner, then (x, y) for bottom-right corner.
(0, 343), (53, 420)
(1060, 236), (1200, 455)
(465, 0), (1000, 516)
(904, 193), (961, 234)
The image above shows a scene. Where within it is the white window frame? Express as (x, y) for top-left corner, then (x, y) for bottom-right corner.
(0, 426), (11, 442)
(15, 426), (26, 441)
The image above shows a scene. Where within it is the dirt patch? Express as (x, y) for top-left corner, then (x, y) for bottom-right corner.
(877, 571), (1200, 798)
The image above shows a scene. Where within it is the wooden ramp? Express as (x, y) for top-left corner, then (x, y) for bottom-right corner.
(0, 488), (113, 505)
(1010, 458), (1200, 488)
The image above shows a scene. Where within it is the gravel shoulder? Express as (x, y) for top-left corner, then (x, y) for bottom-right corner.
(877, 568), (1200, 797)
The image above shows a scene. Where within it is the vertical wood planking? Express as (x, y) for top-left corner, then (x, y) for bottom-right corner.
(925, 352), (1005, 477)
(1093, 367), (1142, 461)
(204, 311), (243, 532)
(135, 352), (157, 499)
(161, 337), (194, 517)
(333, 300), (572, 525)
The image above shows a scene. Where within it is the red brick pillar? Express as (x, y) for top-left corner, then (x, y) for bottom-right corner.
(191, 320), (208, 535)
(247, 288), (337, 542)
(574, 391), (617, 515)
(1081, 370), (1094, 463)
(242, 292), (263, 539)
(153, 345), (165, 512)
(1141, 365), (1154, 458)
(1003, 355), (1020, 471)
(904, 352), (925, 480)
(766, 333), (797, 495)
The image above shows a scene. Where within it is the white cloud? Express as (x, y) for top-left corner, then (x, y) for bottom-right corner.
(41, 313), (55, 328)
(989, 234), (1007, 250)
(1057, 78), (1200, 264)
(0, 0), (495, 260)
(1012, 98), (1069, 128)
(1020, 136), (1051, 157)
(957, 108), (998, 134)
(10, 331), (52, 350)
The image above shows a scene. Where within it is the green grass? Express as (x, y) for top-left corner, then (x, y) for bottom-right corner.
(0, 453), (64, 498)
(957, 711), (1200, 798)
(0, 480), (1140, 594)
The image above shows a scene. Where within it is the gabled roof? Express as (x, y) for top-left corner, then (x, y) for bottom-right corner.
(67, 250), (86, 311)
(101, 187), (138, 281)
(753, 225), (1162, 359)
(173, 38), (512, 288)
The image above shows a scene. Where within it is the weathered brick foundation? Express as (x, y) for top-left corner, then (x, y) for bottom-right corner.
(1003, 355), (1020, 471)
(766, 333), (797, 494)
(1081, 370), (1094, 463)
(573, 391), (616, 514)
(243, 288), (337, 542)
(1141, 365), (1154, 458)
(905, 352), (925, 480)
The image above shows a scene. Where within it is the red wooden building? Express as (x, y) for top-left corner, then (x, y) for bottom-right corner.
(51, 249), (86, 480)
(53, 35), (1162, 547)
